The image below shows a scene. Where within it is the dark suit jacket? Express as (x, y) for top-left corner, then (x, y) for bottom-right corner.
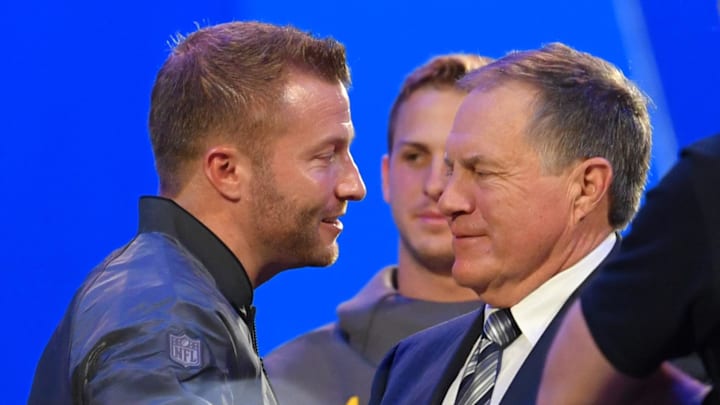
(369, 240), (621, 405)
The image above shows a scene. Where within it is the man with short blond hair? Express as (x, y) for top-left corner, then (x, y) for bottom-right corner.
(29, 21), (366, 404)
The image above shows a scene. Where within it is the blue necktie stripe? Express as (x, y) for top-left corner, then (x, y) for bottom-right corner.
(454, 309), (521, 405)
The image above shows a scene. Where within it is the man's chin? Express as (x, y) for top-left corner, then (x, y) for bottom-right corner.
(321, 245), (340, 266)
(304, 244), (339, 268)
(451, 261), (490, 290)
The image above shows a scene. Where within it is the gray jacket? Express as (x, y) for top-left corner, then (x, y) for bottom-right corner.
(29, 197), (277, 405)
(265, 266), (481, 405)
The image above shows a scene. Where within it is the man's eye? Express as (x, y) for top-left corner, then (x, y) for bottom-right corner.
(402, 151), (428, 164)
(317, 151), (336, 161)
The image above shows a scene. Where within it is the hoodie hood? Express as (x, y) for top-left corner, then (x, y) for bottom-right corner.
(336, 265), (482, 366)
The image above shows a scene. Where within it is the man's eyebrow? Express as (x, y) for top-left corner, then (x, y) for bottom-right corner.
(463, 154), (500, 167)
(395, 141), (430, 152)
(445, 154), (498, 168)
(323, 128), (355, 146)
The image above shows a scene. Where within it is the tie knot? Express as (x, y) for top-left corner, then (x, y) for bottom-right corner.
(483, 308), (521, 348)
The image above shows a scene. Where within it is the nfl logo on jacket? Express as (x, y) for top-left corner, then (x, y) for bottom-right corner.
(169, 333), (202, 368)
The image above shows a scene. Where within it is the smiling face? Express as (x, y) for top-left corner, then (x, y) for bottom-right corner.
(382, 87), (466, 274)
(249, 71), (366, 269)
(440, 80), (577, 305)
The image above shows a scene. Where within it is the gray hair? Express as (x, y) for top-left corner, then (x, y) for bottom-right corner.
(459, 42), (652, 229)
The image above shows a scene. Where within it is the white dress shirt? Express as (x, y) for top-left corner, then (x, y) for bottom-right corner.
(442, 233), (617, 405)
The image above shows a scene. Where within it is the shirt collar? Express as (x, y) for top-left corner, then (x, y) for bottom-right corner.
(487, 232), (617, 345)
(137, 196), (254, 313)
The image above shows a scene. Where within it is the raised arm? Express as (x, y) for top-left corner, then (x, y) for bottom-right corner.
(538, 301), (709, 405)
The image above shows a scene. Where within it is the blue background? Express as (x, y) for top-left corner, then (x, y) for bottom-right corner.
(3, 0), (719, 402)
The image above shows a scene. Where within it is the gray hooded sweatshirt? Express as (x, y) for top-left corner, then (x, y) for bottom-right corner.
(264, 266), (481, 405)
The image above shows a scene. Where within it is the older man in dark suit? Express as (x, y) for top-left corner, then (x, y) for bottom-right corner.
(369, 42), (652, 405)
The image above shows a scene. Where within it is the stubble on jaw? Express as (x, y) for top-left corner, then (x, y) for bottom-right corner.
(248, 166), (338, 269)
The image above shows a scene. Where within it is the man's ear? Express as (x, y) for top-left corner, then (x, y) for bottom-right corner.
(203, 146), (251, 201)
(571, 157), (613, 222)
(381, 154), (391, 203)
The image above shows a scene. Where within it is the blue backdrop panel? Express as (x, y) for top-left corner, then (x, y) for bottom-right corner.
(640, 0), (720, 148)
(3, 0), (718, 403)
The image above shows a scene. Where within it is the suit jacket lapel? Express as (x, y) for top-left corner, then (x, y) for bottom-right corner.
(499, 237), (622, 404)
(429, 308), (486, 405)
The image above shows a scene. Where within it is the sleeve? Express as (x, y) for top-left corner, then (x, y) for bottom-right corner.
(581, 156), (713, 377)
(72, 300), (265, 405)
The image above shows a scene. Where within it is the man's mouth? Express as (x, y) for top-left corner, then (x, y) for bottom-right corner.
(417, 210), (448, 225)
(321, 215), (344, 231)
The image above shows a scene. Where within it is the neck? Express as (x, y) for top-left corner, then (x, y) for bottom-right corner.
(396, 245), (480, 302)
(171, 189), (265, 288)
(481, 224), (614, 308)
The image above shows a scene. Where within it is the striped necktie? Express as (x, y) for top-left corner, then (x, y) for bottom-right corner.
(454, 308), (521, 405)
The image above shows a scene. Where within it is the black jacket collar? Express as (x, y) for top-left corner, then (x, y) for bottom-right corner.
(137, 196), (254, 313)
